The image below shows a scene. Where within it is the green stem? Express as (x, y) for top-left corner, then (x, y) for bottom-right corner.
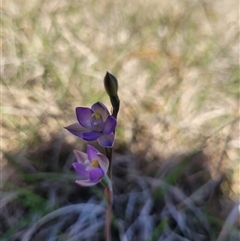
(104, 148), (113, 241)
(105, 148), (113, 179)
(110, 95), (120, 119)
(104, 186), (113, 241)
(104, 92), (120, 241)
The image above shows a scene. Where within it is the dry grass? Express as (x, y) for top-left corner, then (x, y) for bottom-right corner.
(1, 0), (239, 240)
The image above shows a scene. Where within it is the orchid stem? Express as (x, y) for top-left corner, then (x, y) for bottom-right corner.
(104, 101), (119, 241)
(104, 79), (120, 241)
(104, 147), (113, 241)
(104, 185), (113, 241)
(106, 148), (113, 179)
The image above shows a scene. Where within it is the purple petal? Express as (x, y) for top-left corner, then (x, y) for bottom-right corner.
(76, 107), (93, 128)
(82, 131), (101, 141)
(72, 162), (88, 178)
(74, 150), (88, 164)
(89, 168), (104, 182)
(75, 179), (99, 186)
(102, 116), (117, 134)
(64, 123), (89, 138)
(87, 145), (99, 161)
(97, 153), (109, 174)
(98, 133), (114, 148)
(91, 102), (110, 121)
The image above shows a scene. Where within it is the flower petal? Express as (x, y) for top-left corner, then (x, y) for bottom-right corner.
(102, 115), (117, 134)
(82, 131), (101, 141)
(75, 179), (99, 186)
(87, 145), (99, 161)
(76, 107), (93, 128)
(91, 102), (110, 122)
(74, 150), (88, 164)
(72, 162), (88, 178)
(97, 153), (109, 174)
(89, 168), (104, 182)
(98, 133), (114, 148)
(64, 123), (88, 138)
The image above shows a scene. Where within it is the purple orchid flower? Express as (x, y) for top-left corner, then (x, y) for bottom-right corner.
(72, 145), (109, 186)
(65, 102), (116, 148)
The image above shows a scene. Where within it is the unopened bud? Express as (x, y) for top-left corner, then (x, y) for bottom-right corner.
(104, 72), (118, 97)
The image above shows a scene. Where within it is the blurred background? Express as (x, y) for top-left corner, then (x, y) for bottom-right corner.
(1, 0), (239, 240)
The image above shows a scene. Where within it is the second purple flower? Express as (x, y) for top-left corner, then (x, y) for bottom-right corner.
(65, 102), (116, 148)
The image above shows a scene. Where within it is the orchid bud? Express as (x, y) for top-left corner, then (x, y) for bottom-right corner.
(104, 72), (118, 97)
(104, 72), (120, 118)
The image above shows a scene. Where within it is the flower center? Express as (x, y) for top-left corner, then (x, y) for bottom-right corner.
(91, 113), (101, 120)
(91, 160), (100, 168)
(90, 113), (103, 131)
